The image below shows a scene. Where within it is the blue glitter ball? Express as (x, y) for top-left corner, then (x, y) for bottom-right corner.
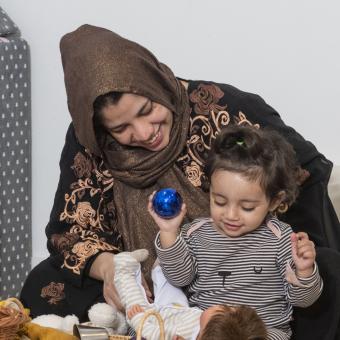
(152, 188), (183, 219)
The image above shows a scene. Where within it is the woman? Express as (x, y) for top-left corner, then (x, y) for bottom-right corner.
(21, 25), (340, 339)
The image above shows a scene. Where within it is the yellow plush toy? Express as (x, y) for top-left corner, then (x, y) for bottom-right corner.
(25, 322), (77, 340)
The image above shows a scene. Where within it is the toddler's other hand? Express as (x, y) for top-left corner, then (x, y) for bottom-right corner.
(291, 232), (316, 278)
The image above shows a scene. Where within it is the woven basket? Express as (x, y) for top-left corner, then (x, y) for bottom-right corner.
(109, 310), (165, 340)
(109, 335), (132, 340)
(0, 298), (30, 340)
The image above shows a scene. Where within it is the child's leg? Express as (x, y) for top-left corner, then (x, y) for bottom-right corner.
(113, 250), (150, 311)
(114, 250), (169, 339)
(152, 264), (189, 308)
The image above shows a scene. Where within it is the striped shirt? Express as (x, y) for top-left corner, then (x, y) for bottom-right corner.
(155, 216), (323, 338)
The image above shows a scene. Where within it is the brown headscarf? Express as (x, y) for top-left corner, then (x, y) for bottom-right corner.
(60, 25), (209, 280)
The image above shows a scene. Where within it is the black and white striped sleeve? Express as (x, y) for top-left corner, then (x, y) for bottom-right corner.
(155, 231), (197, 287)
(277, 228), (323, 307)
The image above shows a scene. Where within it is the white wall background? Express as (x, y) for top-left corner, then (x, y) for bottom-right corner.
(2, 0), (339, 267)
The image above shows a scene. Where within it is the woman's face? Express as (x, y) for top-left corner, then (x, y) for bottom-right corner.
(99, 93), (173, 151)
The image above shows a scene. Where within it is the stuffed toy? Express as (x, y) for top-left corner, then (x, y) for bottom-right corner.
(30, 314), (79, 334)
(87, 302), (128, 335)
(30, 302), (129, 336)
(0, 298), (76, 339)
(0, 297), (128, 339)
(25, 323), (78, 340)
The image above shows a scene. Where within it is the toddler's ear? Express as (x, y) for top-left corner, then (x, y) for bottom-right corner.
(269, 191), (286, 212)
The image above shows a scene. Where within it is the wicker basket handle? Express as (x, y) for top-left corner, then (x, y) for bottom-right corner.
(0, 297), (29, 336)
(2, 298), (26, 312)
(136, 310), (165, 340)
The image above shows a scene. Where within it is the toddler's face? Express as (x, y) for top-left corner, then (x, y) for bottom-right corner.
(209, 170), (280, 237)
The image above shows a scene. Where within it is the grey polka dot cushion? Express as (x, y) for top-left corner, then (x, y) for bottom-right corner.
(0, 6), (31, 298)
(0, 7), (18, 37)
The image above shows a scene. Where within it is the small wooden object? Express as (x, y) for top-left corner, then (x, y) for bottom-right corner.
(109, 310), (165, 340)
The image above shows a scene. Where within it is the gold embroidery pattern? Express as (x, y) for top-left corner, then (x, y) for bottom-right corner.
(189, 83), (227, 115)
(62, 225), (116, 274)
(296, 167), (310, 185)
(184, 161), (202, 187)
(234, 111), (260, 129)
(188, 109), (231, 165)
(51, 232), (80, 256)
(41, 282), (65, 305)
(56, 150), (120, 275)
(178, 84), (260, 188)
(60, 187), (102, 231)
(72, 152), (93, 178)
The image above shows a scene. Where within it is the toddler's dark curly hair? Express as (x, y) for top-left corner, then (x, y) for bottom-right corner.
(205, 125), (300, 209)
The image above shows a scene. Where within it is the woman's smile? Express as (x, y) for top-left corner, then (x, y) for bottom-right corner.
(143, 128), (162, 150)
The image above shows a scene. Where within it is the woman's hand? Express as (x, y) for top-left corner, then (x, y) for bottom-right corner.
(291, 232), (316, 278)
(89, 252), (124, 311)
(148, 191), (187, 248)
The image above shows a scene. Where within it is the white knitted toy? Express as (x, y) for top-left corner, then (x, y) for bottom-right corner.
(31, 302), (128, 335)
(31, 314), (79, 333)
(88, 302), (128, 335)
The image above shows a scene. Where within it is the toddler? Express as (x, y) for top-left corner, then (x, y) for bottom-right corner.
(149, 125), (323, 339)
